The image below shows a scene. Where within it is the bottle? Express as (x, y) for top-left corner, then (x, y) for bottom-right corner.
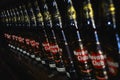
(99, 0), (120, 79)
(81, 0), (108, 79)
(45, 0), (67, 73)
(31, 0), (51, 65)
(27, 3), (37, 27)
(41, 0), (57, 69)
(48, 0), (79, 79)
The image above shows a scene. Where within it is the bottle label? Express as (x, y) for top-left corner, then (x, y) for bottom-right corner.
(5, 34), (11, 39)
(54, 11), (60, 19)
(107, 57), (119, 76)
(109, 4), (115, 15)
(56, 67), (66, 72)
(6, 18), (8, 22)
(27, 52), (30, 56)
(25, 39), (30, 45)
(23, 51), (27, 54)
(12, 35), (15, 40)
(8, 44), (10, 47)
(35, 57), (41, 61)
(35, 42), (39, 48)
(31, 16), (36, 21)
(90, 53), (106, 69)
(13, 46), (16, 49)
(50, 43), (59, 54)
(21, 16), (24, 22)
(13, 17), (16, 22)
(74, 49), (89, 63)
(42, 42), (50, 52)
(31, 54), (35, 58)
(49, 63), (56, 68)
(68, 6), (76, 19)
(83, 3), (94, 18)
(24, 15), (29, 22)
(20, 49), (23, 52)
(18, 37), (24, 43)
(43, 11), (51, 21)
(18, 17), (21, 21)
(17, 47), (20, 50)
(66, 72), (71, 78)
(30, 40), (36, 47)
(37, 13), (43, 22)
(41, 60), (46, 64)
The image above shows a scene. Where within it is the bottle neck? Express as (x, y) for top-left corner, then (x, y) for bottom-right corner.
(83, 0), (94, 20)
(51, 0), (61, 21)
(102, 0), (116, 28)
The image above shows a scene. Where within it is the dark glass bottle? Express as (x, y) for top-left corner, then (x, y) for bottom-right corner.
(45, 0), (66, 73)
(80, 0), (109, 80)
(42, 0), (57, 69)
(99, 0), (120, 79)
(32, 0), (53, 66)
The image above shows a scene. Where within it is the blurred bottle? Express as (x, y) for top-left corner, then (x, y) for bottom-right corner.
(44, 0), (67, 73)
(80, 0), (109, 79)
(99, 0), (120, 79)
